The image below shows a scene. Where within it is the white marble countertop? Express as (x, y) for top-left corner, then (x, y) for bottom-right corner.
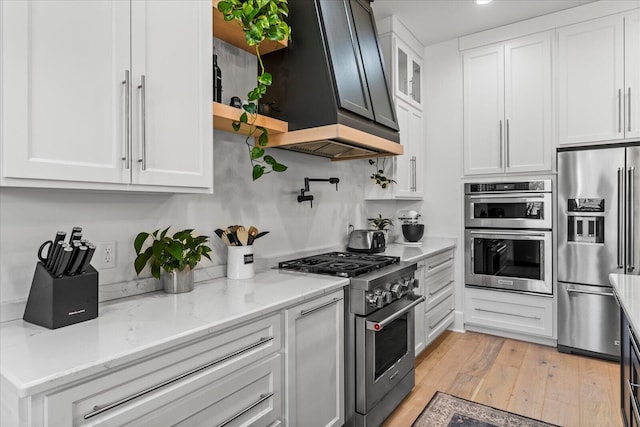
(609, 273), (640, 336)
(0, 270), (348, 397)
(383, 237), (457, 262)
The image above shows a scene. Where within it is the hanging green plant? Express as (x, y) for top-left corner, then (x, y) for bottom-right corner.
(217, 0), (292, 181)
(369, 157), (396, 189)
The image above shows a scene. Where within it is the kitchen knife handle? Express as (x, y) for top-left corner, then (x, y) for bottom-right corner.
(618, 168), (625, 269)
(46, 240), (65, 271)
(138, 75), (147, 171)
(629, 167), (636, 272)
(122, 70), (131, 169)
(53, 246), (73, 277)
(78, 245), (96, 273)
(67, 246), (87, 275)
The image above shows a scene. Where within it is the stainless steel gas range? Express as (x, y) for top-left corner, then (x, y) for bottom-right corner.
(279, 252), (423, 427)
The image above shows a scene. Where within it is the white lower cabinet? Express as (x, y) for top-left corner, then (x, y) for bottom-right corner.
(12, 288), (347, 427)
(415, 249), (456, 356)
(464, 287), (553, 338)
(285, 290), (344, 427)
(45, 314), (282, 426)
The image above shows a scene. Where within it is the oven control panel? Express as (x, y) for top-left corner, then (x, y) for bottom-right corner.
(366, 277), (417, 309)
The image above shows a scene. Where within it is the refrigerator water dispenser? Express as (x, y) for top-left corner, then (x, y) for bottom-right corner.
(567, 198), (605, 244)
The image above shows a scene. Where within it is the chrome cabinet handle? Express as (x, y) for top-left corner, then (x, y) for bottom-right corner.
(618, 168), (624, 268)
(428, 256), (454, 271)
(299, 297), (342, 317)
(629, 88), (632, 133)
(474, 308), (541, 320)
(629, 167), (636, 272)
(619, 89), (622, 133)
(138, 75), (147, 170)
(566, 288), (614, 297)
(122, 70), (130, 169)
(628, 381), (640, 425)
(506, 119), (510, 168)
(499, 120), (503, 168)
(366, 295), (425, 331)
(217, 392), (274, 427)
(84, 336), (274, 420)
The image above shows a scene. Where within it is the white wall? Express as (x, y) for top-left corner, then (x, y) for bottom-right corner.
(423, 38), (464, 330)
(0, 40), (411, 320)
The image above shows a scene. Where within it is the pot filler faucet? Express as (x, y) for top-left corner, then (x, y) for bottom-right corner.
(297, 177), (339, 208)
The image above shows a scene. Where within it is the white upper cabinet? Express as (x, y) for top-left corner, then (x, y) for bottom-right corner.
(1, 0), (213, 192)
(557, 14), (625, 145)
(625, 9), (640, 140)
(365, 16), (424, 200)
(463, 30), (553, 176)
(394, 38), (423, 111)
(1, 1), (131, 185)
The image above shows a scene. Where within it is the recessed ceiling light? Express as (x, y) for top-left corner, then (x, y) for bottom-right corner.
(475, 0), (493, 4)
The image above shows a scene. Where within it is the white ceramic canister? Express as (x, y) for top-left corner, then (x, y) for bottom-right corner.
(227, 246), (254, 279)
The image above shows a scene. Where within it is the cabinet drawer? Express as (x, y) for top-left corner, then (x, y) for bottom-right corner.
(465, 289), (553, 338)
(426, 295), (454, 341)
(45, 314), (282, 426)
(423, 250), (454, 278)
(424, 263), (454, 310)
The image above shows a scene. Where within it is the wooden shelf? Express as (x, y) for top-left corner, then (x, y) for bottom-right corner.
(213, 102), (288, 136)
(212, 0), (288, 56)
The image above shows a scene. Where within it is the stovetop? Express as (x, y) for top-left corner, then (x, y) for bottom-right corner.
(278, 252), (400, 278)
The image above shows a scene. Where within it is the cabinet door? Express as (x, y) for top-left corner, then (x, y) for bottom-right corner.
(463, 44), (504, 175)
(285, 291), (344, 427)
(504, 31), (552, 173)
(395, 100), (423, 198)
(410, 55), (422, 108)
(318, 0), (374, 121)
(1, 0), (130, 184)
(130, 0), (212, 189)
(414, 263), (426, 356)
(625, 10), (640, 139)
(348, 0), (398, 131)
(558, 14), (625, 145)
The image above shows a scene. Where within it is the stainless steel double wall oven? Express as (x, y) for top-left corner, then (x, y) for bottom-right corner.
(464, 180), (553, 295)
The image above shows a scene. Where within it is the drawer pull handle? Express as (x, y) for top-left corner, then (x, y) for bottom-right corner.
(628, 381), (640, 424)
(84, 336), (274, 420)
(429, 280), (454, 296)
(300, 297), (342, 317)
(629, 325), (640, 357)
(428, 257), (453, 270)
(566, 288), (614, 297)
(217, 392), (274, 427)
(475, 308), (541, 320)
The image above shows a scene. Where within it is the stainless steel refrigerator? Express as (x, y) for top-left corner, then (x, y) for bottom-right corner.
(557, 145), (639, 361)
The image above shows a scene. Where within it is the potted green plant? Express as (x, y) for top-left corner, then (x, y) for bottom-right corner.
(369, 158), (396, 188)
(368, 214), (394, 231)
(134, 227), (212, 294)
(217, 0), (292, 181)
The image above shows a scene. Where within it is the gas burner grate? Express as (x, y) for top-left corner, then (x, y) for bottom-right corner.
(278, 252), (400, 277)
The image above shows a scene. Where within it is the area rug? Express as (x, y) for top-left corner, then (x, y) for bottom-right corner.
(412, 392), (559, 427)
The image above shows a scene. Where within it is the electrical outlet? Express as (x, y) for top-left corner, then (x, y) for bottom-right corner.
(95, 241), (116, 269)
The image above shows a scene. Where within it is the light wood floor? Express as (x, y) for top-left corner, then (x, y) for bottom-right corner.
(383, 330), (622, 427)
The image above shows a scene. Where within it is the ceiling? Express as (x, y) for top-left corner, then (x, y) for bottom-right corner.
(371, 0), (598, 46)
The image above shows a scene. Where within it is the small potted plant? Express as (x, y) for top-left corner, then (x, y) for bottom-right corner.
(368, 214), (394, 241)
(134, 227), (212, 294)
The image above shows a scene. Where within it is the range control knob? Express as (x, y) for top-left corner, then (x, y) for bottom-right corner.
(366, 293), (378, 308)
(382, 291), (393, 304)
(390, 283), (405, 299)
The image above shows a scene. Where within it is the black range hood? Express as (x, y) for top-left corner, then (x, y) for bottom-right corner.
(261, 0), (403, 160)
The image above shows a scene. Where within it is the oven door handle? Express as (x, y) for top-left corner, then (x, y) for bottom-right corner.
(366, 295), (425, 331)
(467, 193), (546, 200)
(469, 230), (547, 238)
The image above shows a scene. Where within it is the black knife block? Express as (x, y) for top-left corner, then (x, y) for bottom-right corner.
(23, 262), (98, 329)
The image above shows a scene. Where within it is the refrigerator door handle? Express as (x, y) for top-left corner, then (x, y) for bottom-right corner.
(629, 167), (636, 273)
(618, 168), (625, 269)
